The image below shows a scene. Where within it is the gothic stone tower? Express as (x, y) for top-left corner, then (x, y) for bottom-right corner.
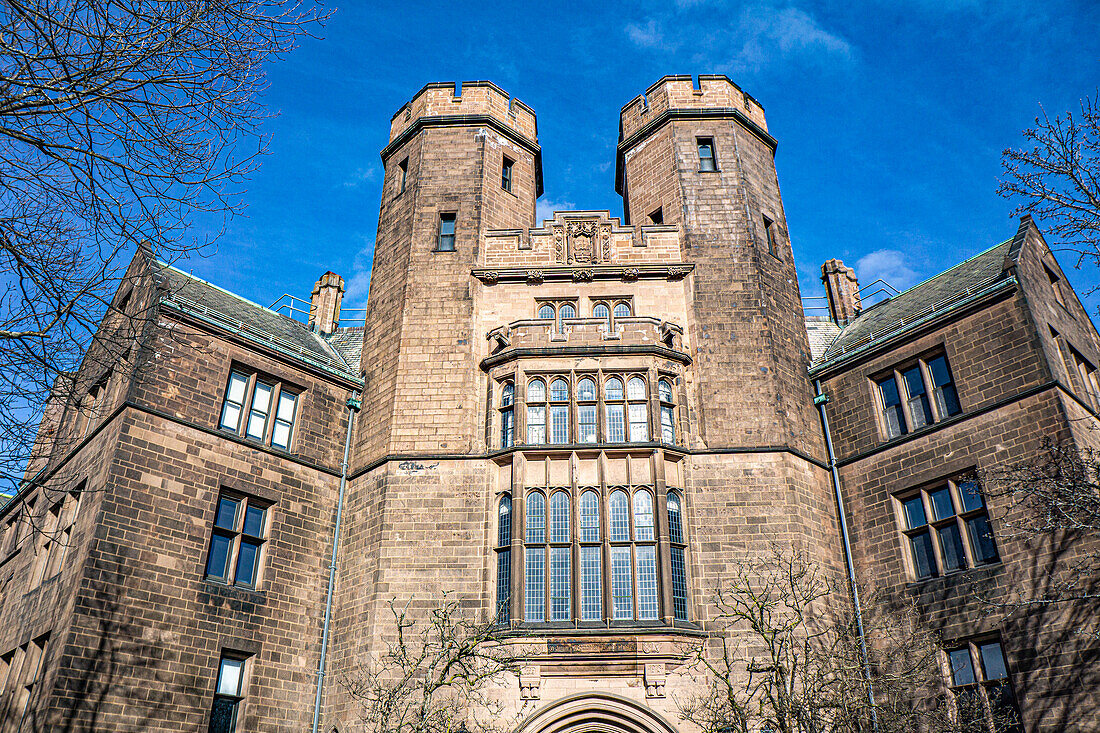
(325, 76), (841, 731)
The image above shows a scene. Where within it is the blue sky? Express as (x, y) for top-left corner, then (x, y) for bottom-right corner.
(184, 0), (1100, 321)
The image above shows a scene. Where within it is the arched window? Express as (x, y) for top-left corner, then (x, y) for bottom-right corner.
(633, 490), (654, 541)
(496, 496), (512, 622)
(577, 377), (598, 443)
(659, 379), (675, 444)
(527, 379), (546, 444)
(634, 488), (658, 620)
(549, 491), (570, 542)
(548, 378), (569, 444)
(627, 377), (648, 442)
(593, 303), (611, 329)
(559, 303), (576, 331)
(538, 304), (555, 320)
(525, 491), (546, 622)
(608, 489), (632, 619)
(500, 382), (515, 448)
(548, 491), (571, 620)
(605, 377), (625, 442)
(614, 302), (631, 319)
(609, 490), (630, 542)
(579, 489), (602, 620)
(668, 491), (688, 620)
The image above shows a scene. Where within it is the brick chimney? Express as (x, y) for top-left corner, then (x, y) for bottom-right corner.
(308, 272), (344, 335)
(821, 259), (861, 326)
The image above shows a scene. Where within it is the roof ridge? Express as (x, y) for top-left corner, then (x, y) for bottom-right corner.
(156, 259), (302, 327)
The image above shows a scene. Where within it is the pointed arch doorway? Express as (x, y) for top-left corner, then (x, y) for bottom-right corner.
(514, 693), (679, 733)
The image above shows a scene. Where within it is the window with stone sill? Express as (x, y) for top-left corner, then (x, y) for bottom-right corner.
(496, 487), (690, 624)
(536, 300), (578, 332)
(219, 369), (299, 451)
(946, 638), (1023, 733)
(896, 477), (998, 582)
(205, 493), (270, 590)
(0, 632), (49, 733)
(30, 481), (83, 588)
(874, 351), (961, 440)
(505, 373), (677, 448)
(210, 652), (251, 733)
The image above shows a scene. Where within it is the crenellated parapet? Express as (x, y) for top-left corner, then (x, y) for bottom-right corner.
(388, 80), (538, 144)
(618, 74), (768, 141)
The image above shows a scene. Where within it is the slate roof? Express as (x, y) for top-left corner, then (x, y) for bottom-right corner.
(811, 238), (1018, 370)
(324, 326), (365, 373)
(804, 316), (842, 362)
(152, 261), (362, 382)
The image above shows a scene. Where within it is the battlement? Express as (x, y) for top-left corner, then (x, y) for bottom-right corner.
(619, 74), (767, 141)
(389, 81), (538, 144)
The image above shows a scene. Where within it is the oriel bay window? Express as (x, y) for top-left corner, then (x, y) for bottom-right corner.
(875, 351), (962, 439)
(501, 486), (690, 624)
(897, 477), (998, 581)
(219, 369), (299, 451)
(500, 382), (515, 448)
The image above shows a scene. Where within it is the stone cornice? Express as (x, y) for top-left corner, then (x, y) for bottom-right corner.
(472, 264), (692, 285)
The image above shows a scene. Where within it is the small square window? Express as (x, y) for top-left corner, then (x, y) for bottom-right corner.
(697, 138), (717, 172)
(648, 207), (663, 225)
(219, 370), (300, 450)
(398, 157), (408, 194)
(502, 156), (514, 193)
(205, 493), (270, 589)
(874, 352), (961, 441)
(210, 653), (249, 733)
(763, 215), (778, 257)
(437, 213), (456, 252)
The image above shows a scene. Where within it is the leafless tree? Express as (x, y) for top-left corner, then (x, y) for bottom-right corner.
(677, 551), (990, 733)
(999, 92), (1100, 268)
(340, 596), (523, 733)
(0, 0), (324, 495)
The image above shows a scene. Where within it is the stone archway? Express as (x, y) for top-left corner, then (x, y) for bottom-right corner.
(514, 693), (679, 733)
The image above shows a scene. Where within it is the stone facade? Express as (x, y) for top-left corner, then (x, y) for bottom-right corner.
(0, 75), (1097, 732)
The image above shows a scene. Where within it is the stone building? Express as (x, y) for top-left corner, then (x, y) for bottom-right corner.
(0, 75), (1097, 731)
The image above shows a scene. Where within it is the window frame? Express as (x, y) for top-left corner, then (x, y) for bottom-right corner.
(397, 157), (408, 194)
(210, 652), (250, 733)
(696, 137), (718, 172)
(501, 155), (514, 193)
(762, 215), (778, 258)
(204, 492), (272, 590)
(436, 212), (457, 252)
(895, 476), (999, 582)
(218, 369), (301, 452)
(945, 638), (1023, 733)
(873, 351), (962, 441)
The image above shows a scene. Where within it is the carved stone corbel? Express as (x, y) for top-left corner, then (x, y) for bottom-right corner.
(644, 663), (666, 698)
(519, 666), (541, 700)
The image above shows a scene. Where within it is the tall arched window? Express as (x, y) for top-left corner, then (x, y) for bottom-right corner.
(527, 379), (546, 444)
(559, 303), (576, 331)
(605, 377), (625, 442)
(549, 378), (570, 444)
(627, 377), (649, 442)
(579, 490), (602, 620)
(549, 491), (571, 620)
(613, 302), (631, 319)
(538, 304), (555, 320)
(525, 492), (546, 622)
(577, 377), (598, 443)
(593, 303), (611, 329)
(496, 496), (512, 622)
(668, 490), (689, 621)
(609, 489), (632, 619)
(659, 379), (675, 444)
(500, 382), (515, 448)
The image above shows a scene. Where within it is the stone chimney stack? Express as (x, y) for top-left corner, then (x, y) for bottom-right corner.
(821, 259), (861, 326)
(308, 272), (344, 335)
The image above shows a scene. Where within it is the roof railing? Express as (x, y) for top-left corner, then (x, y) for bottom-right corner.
(269, 293), (368, 327)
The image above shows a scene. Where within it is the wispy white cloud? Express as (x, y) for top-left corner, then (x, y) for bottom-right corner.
(732, 5), (853, 73)
(341, 165), (378, 189)
(855, 248), (921, 300)
(536, 197), (575, 226)
(625, 19), (675, 50)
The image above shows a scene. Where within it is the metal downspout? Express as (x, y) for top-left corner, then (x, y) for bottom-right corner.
(813, 379), (878, 730)
(312, 393), (361, 733)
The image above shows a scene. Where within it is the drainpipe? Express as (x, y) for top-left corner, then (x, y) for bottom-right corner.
(813, 379), (878, 730)
(312, 392), (361, 733)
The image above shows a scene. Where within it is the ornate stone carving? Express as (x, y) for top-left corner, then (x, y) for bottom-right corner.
(552, 226), (566, 263)
(567, 220), (599, 238)
(666, 266), (690, 280)
(525, 270), (544, 284)
(572, 268), (594, 282)
(600, 223), (612, 262)
(623, 267), (640, 281)
(519, 666), (541, 700)
(644, 663), (666, 698)
(480, 270), (499, 284)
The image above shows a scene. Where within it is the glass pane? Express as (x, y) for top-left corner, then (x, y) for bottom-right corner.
(246, 412), (267, 440)
(633, 491), (654, 541)
(910, 531), (938, 579)
(954, 688), (985, 733)
(605, 377), (624, 400)
(614, 303), (631, 319)
(498, 496), (512, 547)
(661, 406), (675, 443)
(579, 491), (600, 542)
(884, 404), (906, 438)
(930, 487), (955, 520)
(439, 217), (455, 235)
(578, 405), (597, 443)
(609, 490), (630, 542)
(215, 497), (240, 530)
(549, 492), (570, 542)
(606, 404), (625, 442)
(928, 355), (952, 388)
(988, 682), (1024, 733)
(878, 377), (902, 408)
(525, 493), (545, 543)
(580, 546), (602, 620)
(276, 392), (296, 422)
(908, 393), (932, 428)
(496, 550), (511, 622)
(934, 384), (962, 417)
(210, 696), (239, 733)
(938, 523), (967, 572)
(636, 545), (658, 620)
(234, 540), (260, 586)
(527, 379), (545, 402)
(593, 304), (609, 320)
(668, 492), (684, 544)
(251, 382), (272, 412)
(524, 548), (545, 622)
(967, 515), (999, 564)
(217, 657), (244, 695)
(671, 546), (689, 620)
(949, 648), (977, 686)
(902, 495), (927, 529)
(526, 406), (545, 444)
(220, 402), (241, 432)
(549, 405), (568, 444)
(243, 505), (266, 538)
(271, 420), (291, 450)
(659, 380), (674, 402)
(501, 383), (514, 407)
(226, 373), (248, 404)
(550, 378), (569, 401)
(501, 409), (514, 448)
(577, 378), (597, 401)
(958, 481), (985, 512)
(559, 304), (576, 319)
(549, 547), (571, 621)
(628, 404), (648, 441)
(538, 304), (555, 319)
(611, 547), (634, 620)
(903, 366), (926, 398)
(979, 642), (1008, 680)
(206, 533), (233, 580)
(627, 377), (646, 400)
